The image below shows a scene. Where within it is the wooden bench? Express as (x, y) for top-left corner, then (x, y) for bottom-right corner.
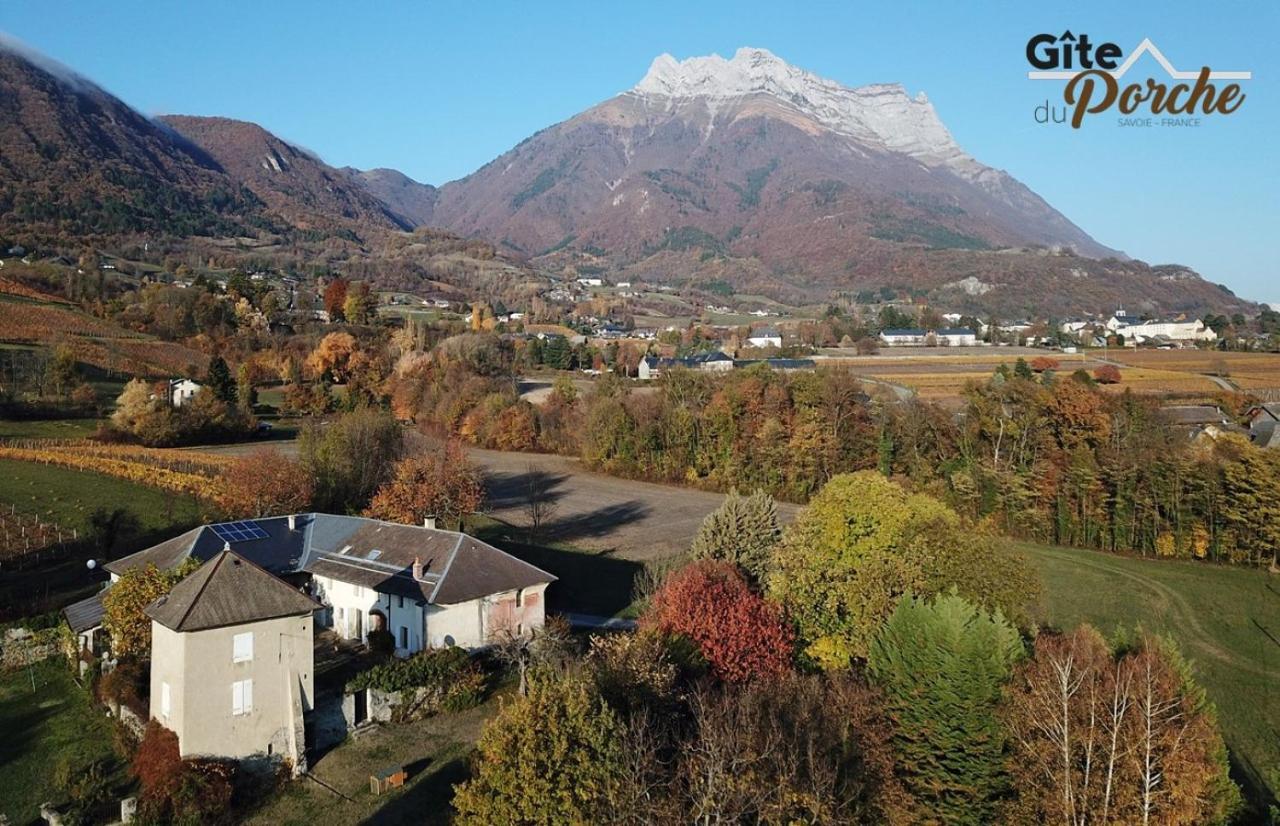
(370, 765), (407, 795)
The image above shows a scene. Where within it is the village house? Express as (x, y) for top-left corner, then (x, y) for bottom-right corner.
(167, 378), (202, 407)
(65, 516), (556, 769)
(1247, 403), (1280, 449)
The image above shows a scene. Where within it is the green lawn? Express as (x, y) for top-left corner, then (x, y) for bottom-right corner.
(0, 658), (128, 824)
(0, 418), (103, 440)
(1021, 542), (1279, 809)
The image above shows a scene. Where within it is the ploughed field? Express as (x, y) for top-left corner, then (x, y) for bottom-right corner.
(816, 347), (1280, 403)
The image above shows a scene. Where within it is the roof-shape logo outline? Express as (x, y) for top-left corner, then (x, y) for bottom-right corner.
(1028, 38), (1252, 81)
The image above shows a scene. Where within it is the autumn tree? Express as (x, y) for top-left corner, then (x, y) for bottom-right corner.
(363, 440), (483, 529)
(642, 560), (794, 684)
(305, 331), (359, 382)
(689, 488), (780, 583)
(299, 408), (404, 513)
(103, 559), (201, 657)
(769, 471), (1035, 668)
(676, 674), (907, 825)
(215, 448), (313, 518)
(322, 277), (348, 322)
(868, 592), (1024, 825)
(1002, 627), (1239, 825)
(110, 378), (162, 432)
(453, 676), (625, 825)
(342, 280), (376, 324)
(491, 400), (540, 451)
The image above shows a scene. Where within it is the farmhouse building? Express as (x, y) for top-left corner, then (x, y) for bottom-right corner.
(879, 328), (978, 347)
(935, 328), (978, 346)
(639, 351), (734, 380)
(103, 514), (556, 655)
(146, 550), (317, 768)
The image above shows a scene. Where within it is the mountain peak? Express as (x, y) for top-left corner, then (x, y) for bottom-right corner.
(630, 47), (973, 174)
(633, 46), (810, 99)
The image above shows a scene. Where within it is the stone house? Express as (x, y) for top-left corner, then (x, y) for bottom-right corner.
(146, 550), (318, 769)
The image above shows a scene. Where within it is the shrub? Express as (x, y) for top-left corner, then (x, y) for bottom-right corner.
(366, 629), (395, 657)
(1093, 363), (1122, 384)
(98, 657), (150, 718)
(346, 646), (486, 717)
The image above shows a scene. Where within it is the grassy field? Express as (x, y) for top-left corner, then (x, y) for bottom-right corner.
(817, 349), (1253, 402)
(0, 658), (128, 824)
(1021, 542), (1279, 807)
(0, 458), (205, 619)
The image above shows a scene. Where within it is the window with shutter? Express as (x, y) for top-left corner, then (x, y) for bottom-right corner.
(232, 679), (254, 715)
(232, 631), (253, 663)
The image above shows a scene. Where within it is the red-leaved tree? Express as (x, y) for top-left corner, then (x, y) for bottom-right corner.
(642, 560), (794, 684)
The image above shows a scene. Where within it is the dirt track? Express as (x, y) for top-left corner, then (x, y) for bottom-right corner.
(194, 439), (798, 561)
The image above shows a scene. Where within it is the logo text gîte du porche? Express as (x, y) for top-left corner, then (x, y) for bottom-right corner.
(1026, 32), (1250, 127)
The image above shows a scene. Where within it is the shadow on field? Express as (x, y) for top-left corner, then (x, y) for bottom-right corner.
(360, 754), (468, 826)
(468, 518), (642, 618)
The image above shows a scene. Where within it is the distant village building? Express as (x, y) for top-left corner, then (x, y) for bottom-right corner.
(935, 328), (978, 346)
(745, 327), (783, 348)
(576, 277), (604, 287)
(168, 379), (202, 407)
(1118, 319), (1217, 345)
(879, 329), (928, 346)
(639, 351), (734, 380)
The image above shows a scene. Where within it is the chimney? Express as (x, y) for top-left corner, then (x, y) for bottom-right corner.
(412, 556), (424, 582)
(423, 515), (437, 530)
(287, 514), (296, 531)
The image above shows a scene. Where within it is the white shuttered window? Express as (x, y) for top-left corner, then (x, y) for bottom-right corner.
(232, 679), (253, 715)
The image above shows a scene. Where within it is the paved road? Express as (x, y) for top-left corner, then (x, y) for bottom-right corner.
(193, 439), (798, 562)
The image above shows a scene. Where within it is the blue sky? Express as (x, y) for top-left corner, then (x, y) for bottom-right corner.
(2, 0), (1275, 303)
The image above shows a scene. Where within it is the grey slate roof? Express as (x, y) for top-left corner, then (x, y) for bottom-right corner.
(145, 550), (320, 632)
(1253, 420), (1280, 449)
(63, 592), (105, 633)
(1162, 405), (1228, 426)
(107, 513), (556, 609)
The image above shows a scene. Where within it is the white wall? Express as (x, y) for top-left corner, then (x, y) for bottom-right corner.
(313, 575), (426, 656)
(314, 576), (550, 652)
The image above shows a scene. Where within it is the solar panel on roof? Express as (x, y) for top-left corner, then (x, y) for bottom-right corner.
(210, 521), (269, 544)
